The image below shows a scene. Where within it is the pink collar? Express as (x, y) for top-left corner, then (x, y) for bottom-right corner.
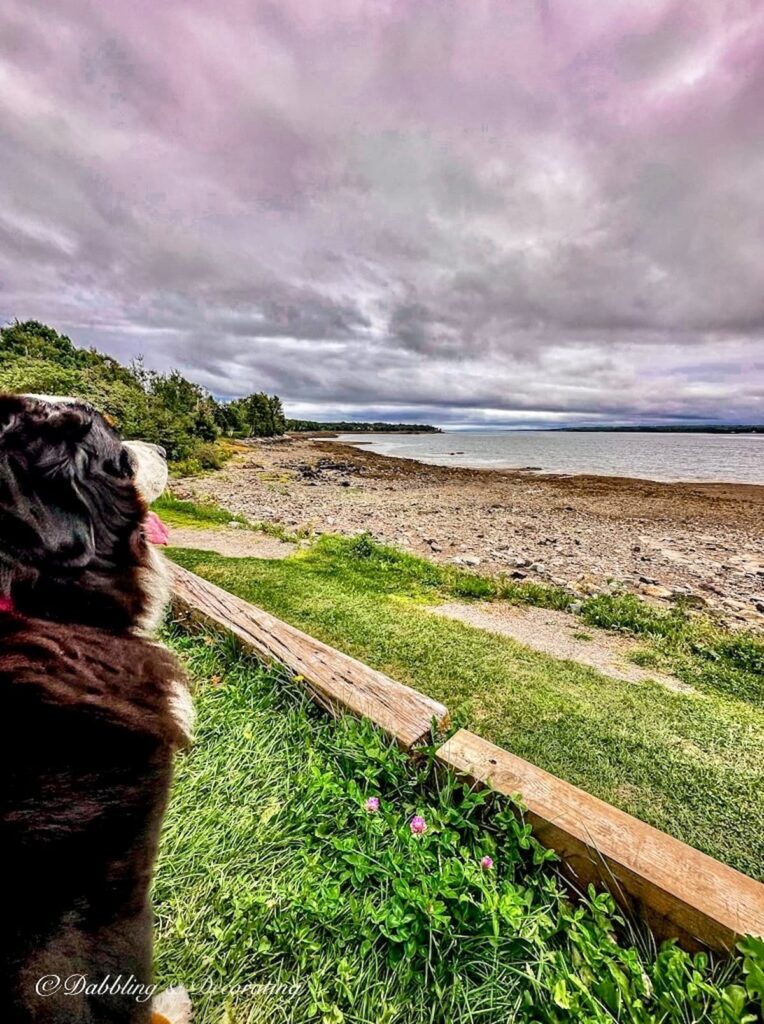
(0, 596), (15, 614)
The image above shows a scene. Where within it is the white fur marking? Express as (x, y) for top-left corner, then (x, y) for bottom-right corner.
(168, 680), (195, 742)
(133, 545), (170, 637)
(123, 440), (169, 503)
(152, 984), (193, 1024)
(22, 393), (86, 406)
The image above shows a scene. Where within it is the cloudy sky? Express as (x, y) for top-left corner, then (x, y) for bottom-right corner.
(1, 1), (762, 426)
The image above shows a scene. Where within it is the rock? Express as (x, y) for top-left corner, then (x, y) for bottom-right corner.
(569, 601), (583, 613)
(641, 583), (673, 600)
(228, 521), (242, 529)
(639, 575), (657, 585)
(462, 555), (482, 567)
(699, 582), (723, 595)
(529, 562), (546, 575)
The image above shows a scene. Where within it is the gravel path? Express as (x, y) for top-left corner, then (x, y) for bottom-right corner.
(430, 602), (692, 692)
(169, 527), (295, 559)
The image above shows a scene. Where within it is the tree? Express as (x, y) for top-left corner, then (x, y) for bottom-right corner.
(0, 320), (289, 460)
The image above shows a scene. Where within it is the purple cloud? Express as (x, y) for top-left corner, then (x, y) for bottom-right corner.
(0, 0), (762, 425)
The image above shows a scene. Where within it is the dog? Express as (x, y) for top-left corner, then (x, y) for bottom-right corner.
(0, 394), (193, 1023)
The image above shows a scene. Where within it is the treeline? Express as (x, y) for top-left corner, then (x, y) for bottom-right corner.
(287, 419), (440, 433)
(0, 320), (286, 472)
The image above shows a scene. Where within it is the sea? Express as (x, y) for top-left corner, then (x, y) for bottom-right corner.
(334, 430), (764, 485)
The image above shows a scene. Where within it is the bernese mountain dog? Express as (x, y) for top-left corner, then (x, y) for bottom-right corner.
(0, 394), (193, 1023)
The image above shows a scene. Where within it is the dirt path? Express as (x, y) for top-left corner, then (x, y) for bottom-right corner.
(431, 602), (692, 692)
(173, 437), (764, 629)
(169, 527), (295, 559)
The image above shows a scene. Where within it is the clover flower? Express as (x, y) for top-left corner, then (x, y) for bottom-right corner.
(365, 796), (380, 812)
(480, 855), (494, 870)
(410, 815), (427, 835)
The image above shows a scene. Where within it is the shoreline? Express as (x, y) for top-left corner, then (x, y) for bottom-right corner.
(175, 436), (764, 629)
(328, 436), (764, 489)
(326, 437), (764, 502)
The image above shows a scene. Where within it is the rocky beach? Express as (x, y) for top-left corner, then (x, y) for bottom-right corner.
(174, 436), (764, 629)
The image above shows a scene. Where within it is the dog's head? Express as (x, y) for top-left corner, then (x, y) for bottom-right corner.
(0, 394), (170, 634)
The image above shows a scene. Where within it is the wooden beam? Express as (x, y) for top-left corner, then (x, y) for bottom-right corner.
(437, 729), (764, 952)
(168, 561), (448, 749)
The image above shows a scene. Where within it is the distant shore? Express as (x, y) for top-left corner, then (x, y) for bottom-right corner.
(175, 436), (764, 629)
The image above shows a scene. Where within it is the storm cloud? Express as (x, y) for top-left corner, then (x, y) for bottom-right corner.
(1, 0), (762, 424)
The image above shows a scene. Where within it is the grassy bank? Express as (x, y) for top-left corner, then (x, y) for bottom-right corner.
(166, 533), (764, 879)
(154, 627), (757, 1024)
(153, 493), (252, 529)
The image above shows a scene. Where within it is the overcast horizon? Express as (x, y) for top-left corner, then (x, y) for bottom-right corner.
(1, 1), (763, 427)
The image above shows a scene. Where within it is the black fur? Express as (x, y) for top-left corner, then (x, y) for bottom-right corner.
(0, 395), (188, 1022)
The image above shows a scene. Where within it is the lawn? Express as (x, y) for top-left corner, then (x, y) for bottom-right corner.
(166, 534), (764, 880)
(153, 626), (758, 1024)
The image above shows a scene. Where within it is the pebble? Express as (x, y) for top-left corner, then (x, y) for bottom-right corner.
(191, 437), (764, 627)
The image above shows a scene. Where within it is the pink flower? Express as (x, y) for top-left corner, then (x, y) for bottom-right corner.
(409, 815), (427, 835)
(365, 797), (380, 812)
(481, 856), (494, 870)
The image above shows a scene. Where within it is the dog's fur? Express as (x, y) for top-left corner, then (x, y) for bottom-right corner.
(0, 395), (192, 1023)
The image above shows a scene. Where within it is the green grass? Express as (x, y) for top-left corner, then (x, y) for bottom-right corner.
(166, 535), (764, 879)
(154, 493), (306, 542)
(154, 493), (252, 530)
(154, 627), (758, 1024)
(581, 594), (764, 706)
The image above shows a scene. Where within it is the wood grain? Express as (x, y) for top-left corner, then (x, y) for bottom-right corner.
(436, 729), (764, 951)
(168, 561), (448, 749)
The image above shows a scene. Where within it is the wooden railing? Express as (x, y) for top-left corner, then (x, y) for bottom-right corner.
(169, 561), (764, 954)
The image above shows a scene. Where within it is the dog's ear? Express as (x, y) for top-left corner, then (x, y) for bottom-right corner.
(41, 404), (94, 439)
(35, 405), (95, 483)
